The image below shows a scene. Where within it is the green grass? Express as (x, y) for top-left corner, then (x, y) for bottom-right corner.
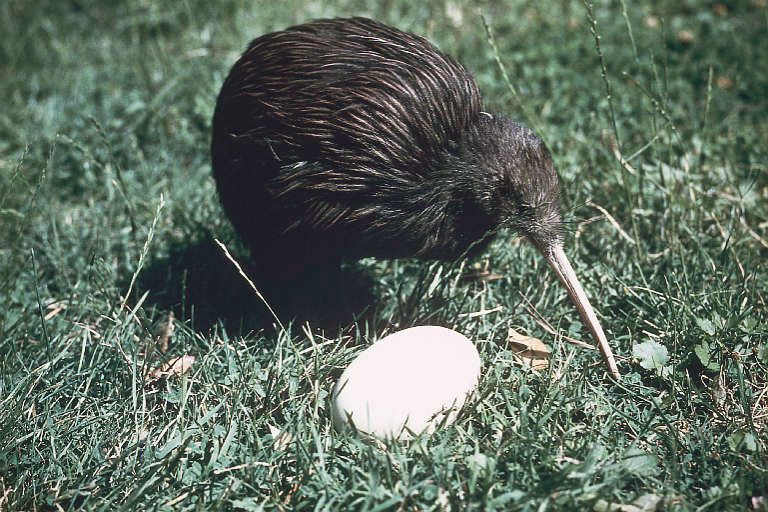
(1, 0), (767, 510)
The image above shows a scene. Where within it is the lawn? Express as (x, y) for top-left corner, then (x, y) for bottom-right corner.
(1, 0), (767, 510)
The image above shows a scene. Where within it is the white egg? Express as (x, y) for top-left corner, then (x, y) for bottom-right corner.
(331, 326), (481, 440)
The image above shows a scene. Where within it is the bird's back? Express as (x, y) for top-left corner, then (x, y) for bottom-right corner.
(212, 17), (484, 270)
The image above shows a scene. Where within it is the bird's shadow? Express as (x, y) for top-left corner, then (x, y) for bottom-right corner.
(136, 236), (379, 335)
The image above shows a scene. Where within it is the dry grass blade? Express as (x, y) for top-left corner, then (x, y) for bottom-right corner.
(458, 306), (503, 319)
(520, 297), (597, 351)
(122, 193), (165, 308)
(215, 238), (286, 332)
(587, 200), (635, 245)
(153, 312), (175, 353)
(44, 300), (67, 320)
(740, 216), (768, 249)
(461, 270), (505, 282)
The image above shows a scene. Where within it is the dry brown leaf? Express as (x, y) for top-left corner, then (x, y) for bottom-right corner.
(149, 355), (195, 379)
(644, 16), (660, 29)
(508, 328), (550, 370)
(269, 424), (293, 452)
(677, 29), (695, 44)
(716, 76), (734, 89)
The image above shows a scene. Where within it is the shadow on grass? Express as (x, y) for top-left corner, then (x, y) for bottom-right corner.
(136, 236), (379, 335)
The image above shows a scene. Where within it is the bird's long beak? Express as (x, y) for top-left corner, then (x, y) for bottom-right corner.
(537, 242), (620, 380)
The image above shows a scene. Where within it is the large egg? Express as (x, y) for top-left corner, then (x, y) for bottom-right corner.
(331, 326), (481, 440)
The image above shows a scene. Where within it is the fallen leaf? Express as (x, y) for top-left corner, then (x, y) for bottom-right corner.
(508, 328), (550, 370)
(644, 16), (660, 29)
(269, 424), (293, 452)
(716, 76), (734, 89)
(677, 29), (695, 44)
(149, 355), (195, 379)
(713, 4), (728, 15)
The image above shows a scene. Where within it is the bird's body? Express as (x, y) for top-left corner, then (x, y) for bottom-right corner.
(212, 17), (557, 270)
(212, 17), (620, 378)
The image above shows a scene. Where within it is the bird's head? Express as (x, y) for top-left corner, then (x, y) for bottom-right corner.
(454, 113), (620, 378)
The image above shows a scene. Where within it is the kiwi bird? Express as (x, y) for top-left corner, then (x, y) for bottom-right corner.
(211, 17), (620, 378)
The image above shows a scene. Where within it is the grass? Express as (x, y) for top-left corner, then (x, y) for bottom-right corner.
(1, 0), (767, 509)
